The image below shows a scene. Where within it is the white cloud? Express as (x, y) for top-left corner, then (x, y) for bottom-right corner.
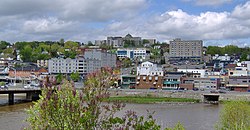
(148, 1), (250, 41)
(0, 0), (146, 42)
(0, 0), (250, 46)
(232, 1), (250, 19)
(22, 17), (73, 33)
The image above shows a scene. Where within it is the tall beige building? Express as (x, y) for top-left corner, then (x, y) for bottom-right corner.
(169, 38), (203, 62)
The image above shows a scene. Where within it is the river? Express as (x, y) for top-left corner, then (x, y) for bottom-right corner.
(0, 96), (221, 130)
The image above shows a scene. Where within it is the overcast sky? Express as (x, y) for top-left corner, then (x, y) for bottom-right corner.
(0, 0), (250, 46)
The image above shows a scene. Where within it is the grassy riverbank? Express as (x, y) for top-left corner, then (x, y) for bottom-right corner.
(106, 96), (200, 104)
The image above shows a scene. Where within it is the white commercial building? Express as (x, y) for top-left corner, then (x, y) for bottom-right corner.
(137, 61), (163, 76)
(177, 69), (208, 78)
(117, 48), (150, 60)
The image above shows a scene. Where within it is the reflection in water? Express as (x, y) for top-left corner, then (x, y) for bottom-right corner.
(0, 103), (32, 130)
(117, 103), (221, 130)
(0, 101), (221, 130)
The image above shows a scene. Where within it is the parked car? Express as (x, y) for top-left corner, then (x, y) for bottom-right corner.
(218, 90), (227, 94)
(193, 88), (199, 91)
(0, 85), (8, 90)
(210, 90), (219, 93)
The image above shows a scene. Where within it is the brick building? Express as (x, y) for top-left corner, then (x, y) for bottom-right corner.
(136, 61), (163, 89)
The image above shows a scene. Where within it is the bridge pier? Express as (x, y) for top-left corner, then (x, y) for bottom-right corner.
(8, 93), (14, 105)
(0, 89), (41, 105)
(26, 92), (33, 101)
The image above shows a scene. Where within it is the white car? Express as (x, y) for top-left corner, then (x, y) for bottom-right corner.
(24, 84), (31, 89)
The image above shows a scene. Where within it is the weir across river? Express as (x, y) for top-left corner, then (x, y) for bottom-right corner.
(0, 89), (41, 105)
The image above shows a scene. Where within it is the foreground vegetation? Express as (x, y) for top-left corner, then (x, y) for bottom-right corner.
(106, 96), (200, 104)
(26, 68), (185, 130)
(216, 100), (250, 130)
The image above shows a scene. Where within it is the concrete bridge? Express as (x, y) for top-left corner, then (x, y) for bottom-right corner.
(0, 89), (41, 105)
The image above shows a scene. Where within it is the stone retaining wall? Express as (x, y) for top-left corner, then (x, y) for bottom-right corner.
(108, 89), (250, 101)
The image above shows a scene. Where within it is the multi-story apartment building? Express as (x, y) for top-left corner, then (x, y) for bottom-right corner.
(116, 48), (150, 60)
(49, 49), (117, 75)
(48, 57), (86, 74)
(83, 48), (116, 73)
(136, 61), (163, 89)
(169, 38), (203, 62)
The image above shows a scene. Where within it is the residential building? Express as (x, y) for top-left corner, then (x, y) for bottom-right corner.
(212, 54), (231, 61)
(48, 49), (116, 75)
(169, 38), (203, 62)
(37, 60), (48, 67)
(48, 57), (85, 74)
(228, 63), (248, 76)
(117, 48), (150, 60)
(136, 61), (163, 89)
(8, 66), (48, 83)
(226, 76), (250, 92)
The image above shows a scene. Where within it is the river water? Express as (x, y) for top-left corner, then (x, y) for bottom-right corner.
(0, 97), (221, 130)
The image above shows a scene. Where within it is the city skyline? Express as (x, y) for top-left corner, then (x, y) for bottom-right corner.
(0, 0), (249, 46)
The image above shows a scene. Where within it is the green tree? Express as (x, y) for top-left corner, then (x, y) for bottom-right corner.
(20, 45), (33, 62)
(64, 41), (79, 49)
(59, 38), (65, 46)
(121, 58), (132, 68)
(50, 43), (61, 57)
(56, 73), (64, 84)
(123, 40), (135, 48)
(224, 45), (240, 55)
(150, 48), (161, 62)
(0, 41), (10, 53)
(216, 100), (250, 130)
(70, 72), (80, 82)
(207, 46), (223, 55)
(142, 39), (150, 44)
(240, 52), (248, 61)
(87, 41), (94, 46)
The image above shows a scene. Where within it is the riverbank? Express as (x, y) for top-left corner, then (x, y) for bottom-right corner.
(107, 96), (200, 104)
(108, 89), (250, 102)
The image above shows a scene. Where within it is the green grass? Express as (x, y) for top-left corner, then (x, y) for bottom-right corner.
(105, 96), (200, 104)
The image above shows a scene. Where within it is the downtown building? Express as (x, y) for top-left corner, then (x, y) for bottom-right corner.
(95, 34), (155, 48)
(136, 61), (163, 89)
(48, 49), (116, 75)
(169, 38), (203, 62)
(116, 48), (150, 60)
